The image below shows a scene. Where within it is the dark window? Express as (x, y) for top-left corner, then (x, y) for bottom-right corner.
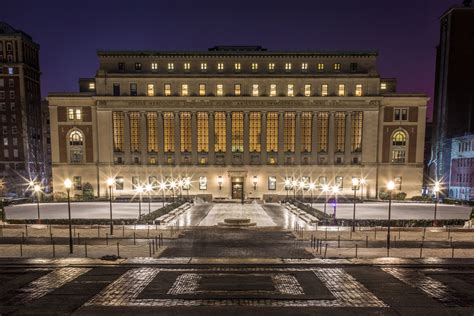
(394, 109), (401, 120)
(130, 83), (137, 96)
(135, 63), (142, 71)
(118, 63), (125, 71)
(113, 83), (120, 96)
(401, 109), (408, 120)
(350, 63), (358, 71)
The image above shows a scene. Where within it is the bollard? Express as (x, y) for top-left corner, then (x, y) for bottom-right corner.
(155, 236), (158, 250)
(52, 242), (56, 258)
(365, 235), (368, 248)
(25, 224), (28, 237)
(106, 233), (109, 245)
(148, 241), (152, 257)
(85, 243), (88, 258)
(152, 239), (155, 254)
(338, 235), (340, 248)
(122, 225), (125, 237)
(77, 233), (80, 245)
(117, 242), (120, 257)
(324, 244), (328, 258)
(133, 232), (136, 245)
(22, 232), (25, 244)
(355, 244), (358, 258)
(316, 238), (319, 252)
(20, 242), (23, 257)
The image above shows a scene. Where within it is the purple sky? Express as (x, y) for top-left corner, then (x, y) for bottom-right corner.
(2, 0), (462, 121)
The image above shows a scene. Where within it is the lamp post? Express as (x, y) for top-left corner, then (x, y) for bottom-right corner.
(159, 182), (167, 207)
(284, 179), (291, 200)
(178, 179), (183, 198)
(184, 177), (191, 199)
(145, 184), (152, 214)
(433, 181), (440, 226)
(106, 178), (115, 235)
(332, 185), (339, 224)
(64, 179), (73, 254)
(170, 180), (176, 202)
(386, 180), (395, 257)
(292, 180), (297, 199)
(351, 178), (359, 232)
(360, 178), (366, 200)
(309, 182), (315, 208)
(322, 184), (329, 217)
(136, 185), (143, 218)
(34, 184), (41, 222)
(299, 180), (306, 202)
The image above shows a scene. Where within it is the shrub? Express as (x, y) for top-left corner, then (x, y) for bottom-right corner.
(83, 182), (94, 200)
(53, 192), (68, 202)
(379, 189), (406, 200)
(411, 195), (432, 202)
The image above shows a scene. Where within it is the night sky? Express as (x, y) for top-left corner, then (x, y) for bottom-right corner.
(2, 0), (462, 120)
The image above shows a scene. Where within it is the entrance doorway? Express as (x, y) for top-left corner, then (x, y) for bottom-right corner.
(231, 177), (244, 200)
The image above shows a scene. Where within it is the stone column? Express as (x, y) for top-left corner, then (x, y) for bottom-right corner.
(191, 111), (198, 164)
(208, 112), (215, 165)
(261, 111), (267, 164)
(226, 111), (232, 165)
(123, 111), (131, 164)
(344, 112), (352, 164)
(312, 112), (318, 164)
(328, 112), (335, 164)
(174, 111), (180, 164)
(157, 112), (164, 165)
(295, 112), (301, 164)
(140, 111), (147, 164)
(278, 112), (284, 165)
(243, 111), (250, 164)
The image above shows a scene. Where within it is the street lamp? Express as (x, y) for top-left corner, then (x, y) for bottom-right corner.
(252, 176), (258, 191)
(299, 180), (306, 202)
(309, 182), (315, 208)
(184, 177), (191, 198)
(292, 180), (297, 199)
(159, 182), (167, 207)
(433, 181), (440, 226)
(332, 185), (339, 224)
(34, 184), (41, 222)
(284, 179), (291, 199)
(322, 184), (330, 216)
(351, 178), (359, 232)
(177, 179), (184, 198)
(360, 178), (366, 200)
(145, 184), (153, 214)
(64, 179), (73, 254)
(106, 178), (115, 235)
(386, 180), (395, 256)
(136, 185), (144, 218)
(169, 180), (177, 201)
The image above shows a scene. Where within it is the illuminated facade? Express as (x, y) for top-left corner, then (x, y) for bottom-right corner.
(48, 46), (428, 200)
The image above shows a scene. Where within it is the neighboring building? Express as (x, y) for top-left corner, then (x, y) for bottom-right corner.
(431, 1), (474, 188)
(0, 22), (43, 195)
(41, 99), (52, 192)
(48, 46), (428, 200)
(449, 134), (474, 201)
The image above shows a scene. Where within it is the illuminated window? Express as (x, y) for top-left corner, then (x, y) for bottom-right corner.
(214, 112), (226, 152)
(317, 112), (329, 152)
(216, 84), (224, 96)
(391, 131), (407, 163)
(180, 112), (191, 152)
(197, 112), (209, 152)
(135, 63), (142, 71)
(334, 63), (341, 70)
(251, 63), (258, 71)
(89, 83), (95, 90)
(217, 62), (224, 71)
(287, 84), (294, 97)
(184, 62), (190, 71)
(129, 112), (141, 152)
(335, 112), (345, 152)
(147, 112), (158, 153)
(112, 112), (124, 152)
(199, 84), (206, 96)
(351, 111), (363, 152)
(234, 84), (241, 96)
(167, 63), (174, 71)
(301, 62), (308, 71)
(164, 84), (171, 96)
(234, 63), (241, 71)
(268, 63), (275, 71)
(231, 112), (244, 153)
(301, 112), (312, 152)
(270, 84), (277, 97)
(355, 84), (363, 96)
(338, 84), (345, 96)
(285, 63), (292, 71)
(69, 130), (84, 163)
(266, 112), (278, 152)
(249, 112), (261, 152)
(317, 63), (325, 70)
(200, 62), (207, 71)
(303, 84), (311, 97)
(163, 112), (175, 153)
(181, 84), (189, 96)
(380, 82), (387, 90)
(252, 84), (259, 96)
(68, 108), (75, 120)
(321, 84), (328, 96)
(284, 112), (295, 152)
(147, 84), (154, 96)
(151, 62), (158, 70)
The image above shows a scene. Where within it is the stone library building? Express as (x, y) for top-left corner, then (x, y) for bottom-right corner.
(48, 46), (427, 200)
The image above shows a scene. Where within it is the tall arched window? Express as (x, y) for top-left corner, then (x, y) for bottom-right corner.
(391, 130), (407, 163)
(69, 130), (84, 163)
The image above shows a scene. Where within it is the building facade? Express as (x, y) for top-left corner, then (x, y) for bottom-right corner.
(431, 1), (474, 187)
(48, 46), (427, 200)
(0, 22), (44, 195)
(449, 134), (474, 201)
